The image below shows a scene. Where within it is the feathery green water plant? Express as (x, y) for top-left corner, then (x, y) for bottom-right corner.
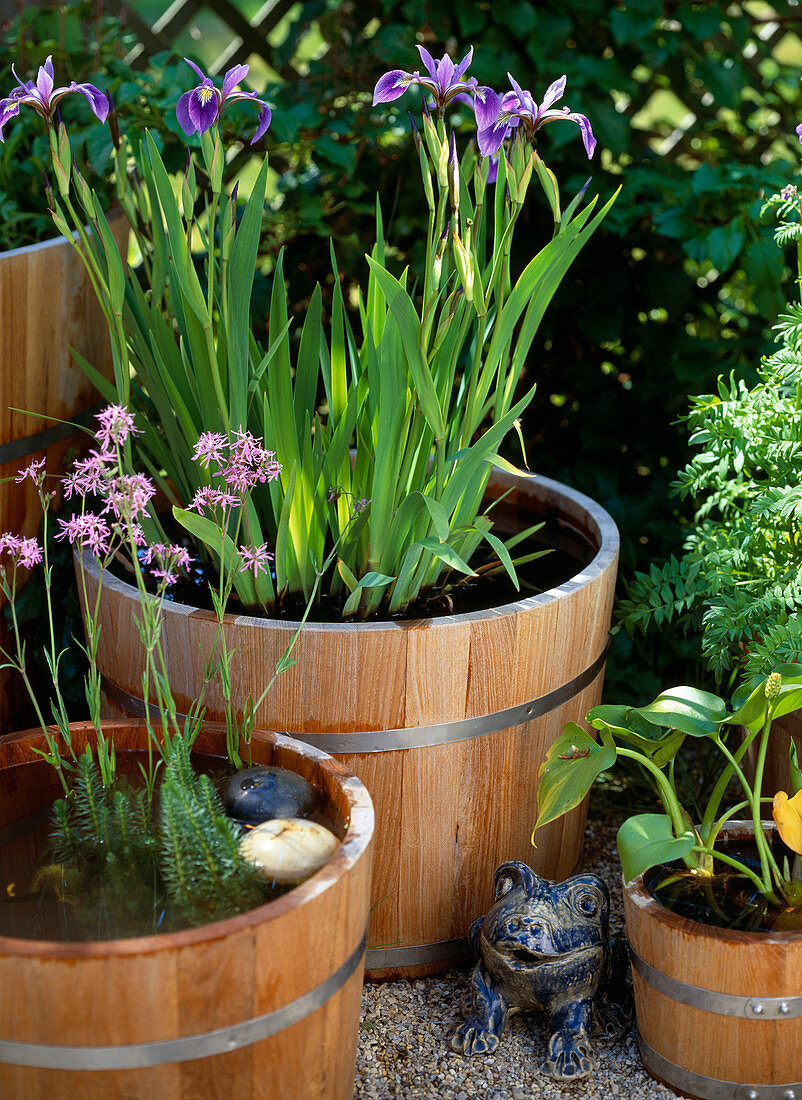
(2, 48), (615, 618)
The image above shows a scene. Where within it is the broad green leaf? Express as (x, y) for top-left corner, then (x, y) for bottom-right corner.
(68, 348), (118, 403)
(172, 506), (257, 606)
(365, 258), (445, 441)
(421, 495), (450, 542)
(416, 537), (476, 576)
(336, 559), (359, 593)
(535, 723), (616, 830)
(475, 528), (518, 590)
(770, 686), (802, 722)
(342, 572), (395, 617)
(617, 814), (696, 884)
(634, 686), (726, 737)
(588, 704), (686, 767)
(726, 681), (769, 733)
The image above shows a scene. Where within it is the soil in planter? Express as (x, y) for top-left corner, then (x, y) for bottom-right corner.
(115, 506), (594, 622)
(646, 836), (802, 933)
(0, 751), (344, 943)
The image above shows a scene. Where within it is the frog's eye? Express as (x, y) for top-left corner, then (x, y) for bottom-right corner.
(572, 889), (602, 917)
(496, 875), (514, 898)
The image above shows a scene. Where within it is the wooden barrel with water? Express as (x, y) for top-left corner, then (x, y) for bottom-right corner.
(0, 720), (374, 1099)
(625, 822), (802, 1097)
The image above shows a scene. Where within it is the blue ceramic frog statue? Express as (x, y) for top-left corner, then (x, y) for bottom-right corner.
(450, 861), (632, 1080)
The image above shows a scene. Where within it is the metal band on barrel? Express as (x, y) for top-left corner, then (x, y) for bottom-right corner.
(365, 936), (470, 971)
(638, 1035), (802, 1099)
(0, 931), (366, 1070)
(629, 942), (802, 1019)
(0, 404), (102, 467)
(100, 644), (609, 754)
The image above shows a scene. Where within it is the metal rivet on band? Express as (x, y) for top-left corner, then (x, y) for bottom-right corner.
(629, 943), (802, 1020)
(746, 1092), (758, 1100)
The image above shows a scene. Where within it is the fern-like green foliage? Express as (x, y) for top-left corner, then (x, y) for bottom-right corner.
(158, 733), (265, 924)
(620, 182), (802, 676)
(47, 733), (267, 938)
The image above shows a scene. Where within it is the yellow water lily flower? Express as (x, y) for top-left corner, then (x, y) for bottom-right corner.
(773, 789), (802, 855)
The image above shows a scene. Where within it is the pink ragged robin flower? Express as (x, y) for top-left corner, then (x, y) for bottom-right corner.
(14, 457), (46, 486)
(186, 486), (241, 514)
(55, 513), (112, 556)
(95, 405), (141, 454)
(0, 534), (43, 569)
(238, 543), (273, 578)
(192, 432), (228, 469)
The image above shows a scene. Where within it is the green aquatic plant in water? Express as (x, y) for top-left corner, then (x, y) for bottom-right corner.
(44, 730), (267, 938)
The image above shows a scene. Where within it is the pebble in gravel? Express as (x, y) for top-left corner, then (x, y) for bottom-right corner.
(354, 802), (680, 1099)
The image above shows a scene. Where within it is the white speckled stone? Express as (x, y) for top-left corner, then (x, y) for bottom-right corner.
(239, 817), (340, 882)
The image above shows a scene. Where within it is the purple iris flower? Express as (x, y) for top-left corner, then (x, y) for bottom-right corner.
(0, 55), (108, 142)
(373, 45), (477, 112)
(176, 59), (271, 144)
(796, 122), (802, 144)
(475, 74), (596, 160)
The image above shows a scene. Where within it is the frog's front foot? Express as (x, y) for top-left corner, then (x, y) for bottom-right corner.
(450, 1019), (501, 1056)
(542, 1028), (594, 1080)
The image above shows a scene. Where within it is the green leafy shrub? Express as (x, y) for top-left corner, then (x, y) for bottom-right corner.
(620, 181), (802, 679)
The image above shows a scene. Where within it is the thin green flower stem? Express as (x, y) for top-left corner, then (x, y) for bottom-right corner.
(617, 747), (695, 865)
(5, 570), (51, 738)
(691, 842), (779, 901)
(38, 500), (71, 741)
(423, 205), (437, 307)
(204, 322), (229, 433)
(708, 797), (775, 851)
(751, 712), (785, 892)
(205, 192), (220, 316)
(700, 725), (761, 841)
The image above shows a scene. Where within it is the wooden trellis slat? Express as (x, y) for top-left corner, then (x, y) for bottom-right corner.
(104, 0), (308, 79)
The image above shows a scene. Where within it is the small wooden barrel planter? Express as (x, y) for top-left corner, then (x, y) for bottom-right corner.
(624, 823), (802, 1099)
(0, 720), (374, 1100)
(0, 217), (127, 732)
(84, 470), (619, 979)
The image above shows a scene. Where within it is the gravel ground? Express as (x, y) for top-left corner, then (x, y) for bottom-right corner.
(354, 798), (680, 1099)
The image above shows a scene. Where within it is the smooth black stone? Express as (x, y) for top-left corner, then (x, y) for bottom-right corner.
(222, 766), (319, 825)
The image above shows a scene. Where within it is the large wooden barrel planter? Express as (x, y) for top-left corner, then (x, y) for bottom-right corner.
(0, 720), (373, 1100)
(85, 470), (619, 979)
(624, 822), (802, 1098)
(0, 217), (127, 732)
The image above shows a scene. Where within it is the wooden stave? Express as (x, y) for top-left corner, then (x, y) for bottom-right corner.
(84, 472), (619, 978)
(0, 720), (374, 1100)
(624, 822), (802, 1092)
(0, 216), (128, 735)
